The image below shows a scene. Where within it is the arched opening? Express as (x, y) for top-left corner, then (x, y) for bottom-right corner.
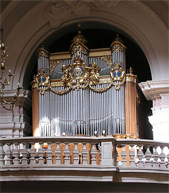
(24, 22), (152, 139)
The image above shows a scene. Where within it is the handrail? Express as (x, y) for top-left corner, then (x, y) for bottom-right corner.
(116, 139), (169, 146)
(0, 136), (169, 146)
(0, 136), (116, 144)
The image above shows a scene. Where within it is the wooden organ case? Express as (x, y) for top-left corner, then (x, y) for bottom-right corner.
(31, 31), (140, 139)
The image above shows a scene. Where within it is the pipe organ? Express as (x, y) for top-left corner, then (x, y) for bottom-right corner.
(32, 30), (140, 139)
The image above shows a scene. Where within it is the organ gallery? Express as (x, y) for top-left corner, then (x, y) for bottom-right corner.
(31, 29), (140, 139)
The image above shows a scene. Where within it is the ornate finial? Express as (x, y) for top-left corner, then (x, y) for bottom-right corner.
(126, 67), (137, 83)
(114, 34), (123, 43)
(37, 42), (49, 59)
(110, 34), (126, 52)
(70, 23), (89, 55)
(78, 24), (82, 35)
(40, 42), (48, 51)
(78, 23), (81, 30)
(129, 67), (133, 74)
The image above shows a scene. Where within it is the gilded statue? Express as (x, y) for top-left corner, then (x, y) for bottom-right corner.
(89, 62), (100, 85)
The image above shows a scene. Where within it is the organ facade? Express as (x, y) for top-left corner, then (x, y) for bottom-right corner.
(31, 30), (139, 139)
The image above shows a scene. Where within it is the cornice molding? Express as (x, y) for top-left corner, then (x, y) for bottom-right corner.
(139, 80), (169, 100)
(1, 89), (31, 109)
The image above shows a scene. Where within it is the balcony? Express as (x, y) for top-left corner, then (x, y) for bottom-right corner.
(0, 137), (168, 184)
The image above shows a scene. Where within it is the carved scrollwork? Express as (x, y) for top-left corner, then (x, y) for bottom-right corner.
(89, 83), (113, 93)
(110, 63), (126, 90)
(33, 60), (126, 95)
(71, 44), (88, 56)
(37, 45), (49, 59)
(32, 69), (50, 95)
(33, 48), (127, 94)
(70, 29), (89, 56)
(97, 56), (112, 67)
(60, 56), (91, 91)
(110, 34), (126, 53)
(50, 60), (63, 75)
(50, 86), (71, 95)
(111, 43), (126, 53)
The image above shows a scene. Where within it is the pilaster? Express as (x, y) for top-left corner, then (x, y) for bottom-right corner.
(0, 89), (32, 138)
(139, 80), (169, 142)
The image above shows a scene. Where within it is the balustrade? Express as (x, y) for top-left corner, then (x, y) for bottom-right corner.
(116, 139), (169, 169)
(0, 137), (110, 168)
(0, 137), (168, 171)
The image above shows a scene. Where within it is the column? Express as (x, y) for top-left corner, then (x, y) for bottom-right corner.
(125, 67), (138, 139)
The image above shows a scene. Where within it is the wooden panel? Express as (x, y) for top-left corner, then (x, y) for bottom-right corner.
(125, 81), (138, 138)
(32, 89), (39, 137)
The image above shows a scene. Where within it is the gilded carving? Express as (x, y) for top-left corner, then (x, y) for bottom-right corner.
(125, 67), (137, 83)
(111, 43), (126, 53)
(37, 46), (49, 59)
(110, 63), (126, 90)
(33, 35), (127, 94)
(110, 34), (126, 53)
(89, 62), (100, 85)
(89, 83), (113, 93)
(70, 29), (89, 55)
(33, 60), (126, 94)
(98, 56), (112, 67)
(31, 69), (50, 95)
(60, 56), (94, 91)
(50, 86), (71, 95)
(50, 60), (63, 75)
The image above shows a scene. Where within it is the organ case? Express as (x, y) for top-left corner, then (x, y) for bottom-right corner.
(31, 32), (140, 139)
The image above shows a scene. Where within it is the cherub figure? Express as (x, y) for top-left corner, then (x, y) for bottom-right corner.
(89, 62), (100, 85)
(61, 64), (70, 86)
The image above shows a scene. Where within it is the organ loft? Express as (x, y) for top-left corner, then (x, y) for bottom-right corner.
(31, 28), (140, 139)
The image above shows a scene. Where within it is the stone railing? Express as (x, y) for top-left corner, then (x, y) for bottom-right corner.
(0, 137), (168, 182)
(0, 137), (114, 167)
(116, 139), (169, 169)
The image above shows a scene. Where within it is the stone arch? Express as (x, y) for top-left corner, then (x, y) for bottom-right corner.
(23, 21), (152, 90)
(2, 1), (167, 90)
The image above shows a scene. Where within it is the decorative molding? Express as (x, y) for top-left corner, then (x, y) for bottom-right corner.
(37, 47), (49, 59)
(89, 48), (111, 57)
(50, 60), (63, 75)
(98, 56), (112, 67)
(33, 57), (126, 94)
(45, 1), (121, 28)
(139, 80), (169, 100)
(125, 67), (137, 83)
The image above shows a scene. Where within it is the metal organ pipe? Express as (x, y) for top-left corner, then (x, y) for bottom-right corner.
(111, 37), (126, 136)
(38, 50), (51, 137)
(35, 36), (127, 138)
